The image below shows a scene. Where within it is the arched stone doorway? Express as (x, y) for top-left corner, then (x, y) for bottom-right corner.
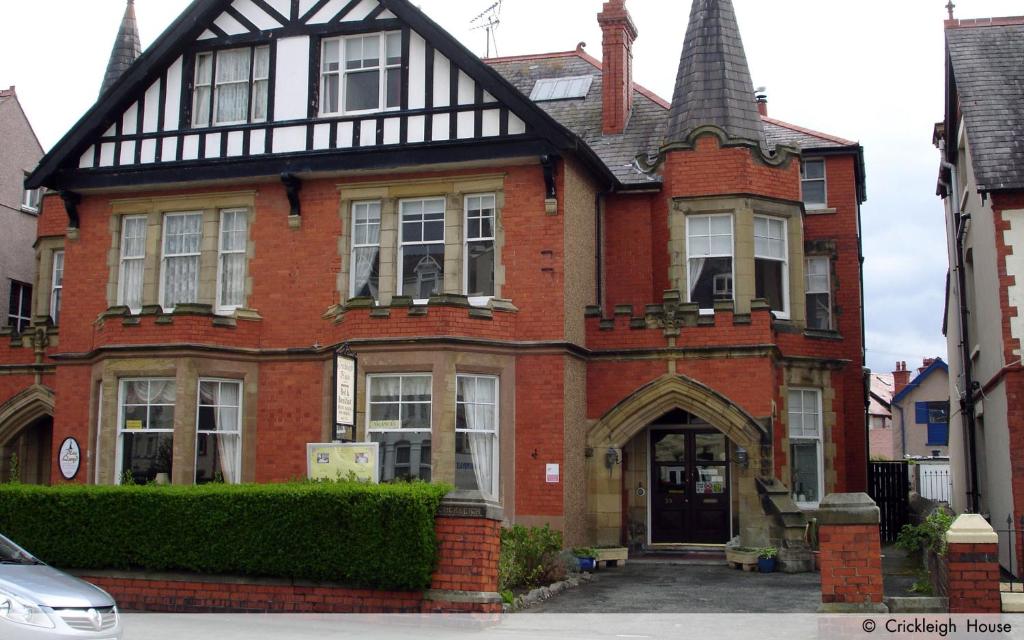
(0, 386), (55, 485)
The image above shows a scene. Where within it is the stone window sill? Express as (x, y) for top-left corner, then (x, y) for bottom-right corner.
(327, 295), (518, 323)
(100, 304), (263, 328)
(804, 328), (845, 341)
(805, 207), (837, 215)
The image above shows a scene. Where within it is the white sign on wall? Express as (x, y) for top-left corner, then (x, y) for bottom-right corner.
(546, 464), (560, 484)
(335, 352), (356, 436)
(58, 438), (81, 480)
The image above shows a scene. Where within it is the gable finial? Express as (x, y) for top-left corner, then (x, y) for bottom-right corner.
(946, 1), (955, 20)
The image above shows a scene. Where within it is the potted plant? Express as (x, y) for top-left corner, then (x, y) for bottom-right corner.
(572, 547), (597, 572)
(757, 547), (778, 573)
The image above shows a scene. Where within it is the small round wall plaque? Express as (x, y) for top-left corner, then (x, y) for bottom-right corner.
(58, 438), (81, 480)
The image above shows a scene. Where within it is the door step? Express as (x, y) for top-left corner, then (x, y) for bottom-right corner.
(631, 546), (726, 565)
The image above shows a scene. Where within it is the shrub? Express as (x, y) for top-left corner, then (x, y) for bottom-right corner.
(498, 524), (563, 592)
(0, 481), (450, 591)
(896, 509), (954, 557)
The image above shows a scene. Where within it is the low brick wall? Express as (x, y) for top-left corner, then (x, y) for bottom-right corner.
(77, 510), (503, 614)
(816, 493), (885, 612)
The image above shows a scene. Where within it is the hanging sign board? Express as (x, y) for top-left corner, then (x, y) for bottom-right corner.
(307, 443), (379, 483)
(58, 438), (81, 481)
(334, 348), (357, 441)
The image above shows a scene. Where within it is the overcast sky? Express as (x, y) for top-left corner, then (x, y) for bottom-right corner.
(2, 0), (1020, 375)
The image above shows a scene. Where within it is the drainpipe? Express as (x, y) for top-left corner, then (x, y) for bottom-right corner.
(896, 404), (907, 461)
(940, 147), (981, 514)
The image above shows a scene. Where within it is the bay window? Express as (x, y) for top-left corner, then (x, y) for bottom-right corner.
(118, 379), (175, 485)
(322, 32), (401, 115)
(754, 215), (788, 317)
(789, 388), (823, 507)
(192, 45), (270, 127)
(50, 251), (64, 325)
(195, 379), (242, 484)
(216, 209), (248, 312)
(367, 374), (432, 482)
(805, 256), (832, 330)
(160, 212), (202, 310)
(687, 214), (733, 310)
(118, 216), (147, 313)
(350, 201), (381, 299)
(801, 159), (827, 209)
(399, 198), (445, 302)
(465, 195), (496, 302)
(455, 375), (498, 501)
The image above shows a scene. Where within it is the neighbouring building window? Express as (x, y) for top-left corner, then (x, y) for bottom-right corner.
(7, 281), (31, 334)
(687, 214), (733, 310)
(321, 32), (401, 115)
(367, 374), (432, 482)
(465, 194), (496, 302)
(399, 198), (445, 302)
(21, 185), (41, 213)
(160, 212), (203, 310)
(50, 251), (64, 325)
(192, 46), (270, 127)
(119, 215), (147, 313)
(916, 400), (950, 446)
(455, 375), (498, 501)
(350, 201), (381, 299)
(789, 388), (823, 507)
(196, 379), (242, 484)
(217, 209), (249, 313)
(754, 215), (788, 317)
(801, 159), (827, 209)
(118, 379), (175, 485)
(805, 256), (831, 330)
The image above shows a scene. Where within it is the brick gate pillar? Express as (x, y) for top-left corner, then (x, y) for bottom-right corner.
(944, 514), (1001, 613)
(423, 498), (504, 613)
(817, 493), (886, 613)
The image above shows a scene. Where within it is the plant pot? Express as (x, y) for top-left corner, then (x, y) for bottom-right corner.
(577, 556), (596, 571)
(757, 557), (776, 573)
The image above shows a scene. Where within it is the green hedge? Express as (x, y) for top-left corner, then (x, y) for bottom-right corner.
(0, 482), (450, 591)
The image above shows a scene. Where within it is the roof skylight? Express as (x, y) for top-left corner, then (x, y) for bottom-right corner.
(530, 75), (594, 102)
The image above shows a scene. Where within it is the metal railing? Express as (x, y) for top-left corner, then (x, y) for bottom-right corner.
(919, 467), (952, 503)
(994, 514), (1024, 592)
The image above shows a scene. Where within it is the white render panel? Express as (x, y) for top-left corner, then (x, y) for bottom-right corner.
(119, 141), (136, 165)
(214, 12), (248, 36)
(182, 135), (200, 160)
(432, 114), (449, 141)
(338, 122), (354, 148)
(267, 0), (291, 17)
(298, 0), (317, 16)
(99, 143), (116, 167)
(341, 0), (379, 22)
(198, 29), (217, 40)
(456, 111), (474, 139)
(408, 33), (426, 110)
(104, 124), (116, 138)
(232, 0), (284, 30)
(407, 115), (425, 143)
(274, 37), (310, 121)
(379, 9), (396, 19)
(164, 57), (183, 131)
(307, 0), (349, 24)
(313, 123), (330, 150)
(143, 82), (161, 133)
(249, 129), (266, 154)
(457, 71), (475, 106)
(205, 133), (222, 158)
(360, 120), (376, 146)
(227, 131), (245, 156)
(122, 103), (139, 136)
(433, 54), (451, 107)
(1003, 208), (1024, 357)
(272, 126), (306, 153)
(482, 109), (500, 137)
(383, 118), (400, 145)
(162, 137), (178, 160)
(483, 91), (496, 103)
(508, 113), (526, 135)
(141, 139), (158, 163)
(79, 147), (95, 169)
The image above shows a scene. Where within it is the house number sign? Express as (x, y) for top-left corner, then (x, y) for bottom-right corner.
(58, 437), (81, 480)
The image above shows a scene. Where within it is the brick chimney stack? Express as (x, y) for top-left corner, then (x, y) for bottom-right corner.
(598, 0), (638, 135)
(919, 358), (936, 375)
(893, 361), (910, 395)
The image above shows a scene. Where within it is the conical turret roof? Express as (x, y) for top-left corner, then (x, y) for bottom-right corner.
(100, 0), (142, 96)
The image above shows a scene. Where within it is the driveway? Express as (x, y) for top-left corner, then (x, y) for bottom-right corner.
(527, 560), (822, 613)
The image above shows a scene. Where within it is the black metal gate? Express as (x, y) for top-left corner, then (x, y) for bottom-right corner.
(868, 461), (909, 543)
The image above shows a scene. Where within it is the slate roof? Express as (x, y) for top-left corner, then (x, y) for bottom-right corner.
(946, 19), (1024, 192)
(100, 0), (143, 97)
(869, 373), (894, 418)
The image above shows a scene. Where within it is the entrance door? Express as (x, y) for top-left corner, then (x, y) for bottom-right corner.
(650, 430), (729, 544)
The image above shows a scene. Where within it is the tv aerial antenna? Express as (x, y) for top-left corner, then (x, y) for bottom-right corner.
(470, 1), (503, 58)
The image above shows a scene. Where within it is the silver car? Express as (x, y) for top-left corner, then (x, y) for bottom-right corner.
(0, 534), (122, 639)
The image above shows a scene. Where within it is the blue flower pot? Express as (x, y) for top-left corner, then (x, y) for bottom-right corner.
(578, 556), (596, 571)
(757, 557), (776, 573)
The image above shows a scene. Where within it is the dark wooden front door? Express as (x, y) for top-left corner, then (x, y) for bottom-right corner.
(650, 430), (730, 544)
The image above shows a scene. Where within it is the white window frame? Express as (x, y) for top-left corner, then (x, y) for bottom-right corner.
(50, 250), (64, 325)
(21, 184), (41, 213)
(115, 378), (176, 485)
(463, 193), (496, 306)
(159, 212), (203, 312)
(195, 378), (243, 485)
(754, 215), (790, 319)
(805, 256), (832, 330)
(365, 374), (433, 481)
(788, 388), (824, 509)
(320, 31), (402, 117)
(686, 214), (734, 313)
(398, 197), (446, 304)
(118, 215), (148, 313)
(192, 46), (270, 128)
(800, 158), (827, 209)
(455, 374), (499, 498)
(350, 200), (382, 301)
(215, 208), (249, 315)
(7, 280), (31, 333)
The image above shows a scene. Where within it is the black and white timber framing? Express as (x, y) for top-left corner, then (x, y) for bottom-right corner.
(29, 0), (613, 192)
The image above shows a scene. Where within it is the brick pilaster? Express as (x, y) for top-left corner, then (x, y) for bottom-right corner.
(945, 514), (1001, 613)
(817, 493), (886, 612)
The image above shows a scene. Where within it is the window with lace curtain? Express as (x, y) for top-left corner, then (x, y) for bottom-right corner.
(196, 379), (242, 484)
(192, 45), (270, 127)
(118, 378), (176, 485)
(160, 212), (202, 311)
(118, 215), (147, 313)
(686, 214), (733, 311)
(455, 375), (498, 501)
(754, 215), (789, 318)
(350, 201), (381, 300)
(217, 209), (248, 313)
(50, 251), (64, 325)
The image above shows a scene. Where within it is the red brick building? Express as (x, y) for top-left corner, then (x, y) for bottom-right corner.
(1, 0), (866, 561)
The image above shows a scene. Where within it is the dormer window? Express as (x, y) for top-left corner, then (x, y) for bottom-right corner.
(321, 32), (401, 115)
(192, 46), (270, 127)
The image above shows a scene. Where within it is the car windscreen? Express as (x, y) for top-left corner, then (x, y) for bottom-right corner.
(0, 535), (39, 564)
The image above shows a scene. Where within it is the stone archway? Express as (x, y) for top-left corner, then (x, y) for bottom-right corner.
(0, 386), (55, 484)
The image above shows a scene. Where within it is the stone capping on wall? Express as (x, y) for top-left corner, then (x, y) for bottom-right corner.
(816, 492), (880, 526)
(945, 514), (999, 544)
